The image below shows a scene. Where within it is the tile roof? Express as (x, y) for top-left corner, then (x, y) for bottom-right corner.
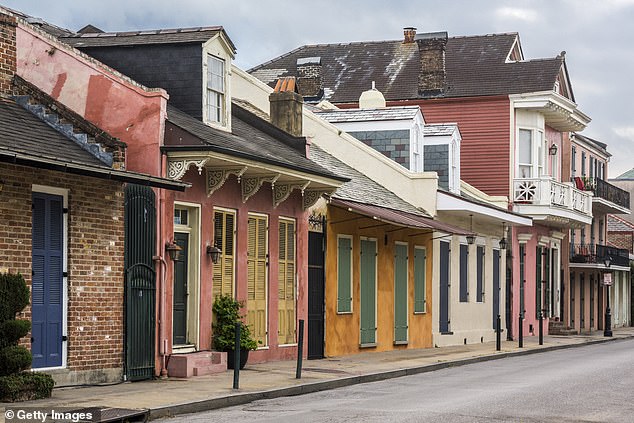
(164, 103), (344, 181)
(0, 97), (105, 167)
(308, 145), (428, 216)
(424, 123), (458, 137)
(250, 33), (564, 102)
(0, 6), (74, 38)
(313, 106), (420, 123)
(61, 26), (236, 52)
(608, 214), (634, 232)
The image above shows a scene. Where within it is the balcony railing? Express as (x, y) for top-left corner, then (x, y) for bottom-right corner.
(513, 177), (592, 215)
(570, 243), (630, 267)
(571, 177), (630, 211)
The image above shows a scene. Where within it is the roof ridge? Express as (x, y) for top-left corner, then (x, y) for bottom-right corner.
(64, 25), (225, 38)
(449, 31), (518, 40)
(609, 214), (634, 228)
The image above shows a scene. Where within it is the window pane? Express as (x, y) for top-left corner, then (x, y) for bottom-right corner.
(519, 129), (532, 164)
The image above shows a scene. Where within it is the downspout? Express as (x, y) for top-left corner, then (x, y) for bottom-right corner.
(153, 152), (169, 378)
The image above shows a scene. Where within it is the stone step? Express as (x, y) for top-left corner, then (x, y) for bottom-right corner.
(193, 363), (227, 376)
(167, 351), (227, 378)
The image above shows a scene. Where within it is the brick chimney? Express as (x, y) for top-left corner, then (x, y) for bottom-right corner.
(270, 77), (304, 137)
(296, 57), (322, 99)
(403, 27), (417, 44)
(0, 13), (17, 96)
(415, 31), (448, 97)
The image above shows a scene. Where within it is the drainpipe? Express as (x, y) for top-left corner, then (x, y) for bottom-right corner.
(154, 152), (169, 378)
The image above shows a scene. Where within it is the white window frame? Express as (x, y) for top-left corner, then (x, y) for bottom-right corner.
(517, 127), (545, 178)
(206, 54), (225, 126)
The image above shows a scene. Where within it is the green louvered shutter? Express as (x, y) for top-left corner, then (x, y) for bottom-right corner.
(394, 244), (408, 343)
(337, 237), (352, 313)
(536, 246), (542, 318)
(414, 247), (426, 313)
(360, 239), (376, 345)
(476, 246), (484, 303)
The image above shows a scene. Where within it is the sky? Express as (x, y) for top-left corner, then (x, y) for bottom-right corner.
(3, 0), (633, 178)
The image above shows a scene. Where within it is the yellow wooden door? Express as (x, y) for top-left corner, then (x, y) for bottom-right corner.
(278, 219), (296, 345)
(212, 210), (235, 299)
(247, 214), (268, 346)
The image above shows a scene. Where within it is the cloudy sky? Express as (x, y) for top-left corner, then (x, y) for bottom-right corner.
(3, 0), (633, 177)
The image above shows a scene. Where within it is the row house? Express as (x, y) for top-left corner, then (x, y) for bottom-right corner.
(234, 70), (530, 352)
(0, 11), (187, 386)
(566, 133), (630, 332)
(606, 214), (634, 327)
(249, 27), (627, 338)
(9, 8), (344, 381)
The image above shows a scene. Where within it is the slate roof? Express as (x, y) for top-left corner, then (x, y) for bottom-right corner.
(608, 214), (634, 232)
(61, 27), (236, 52)
(0, 6), (74, 38)
(424, 123), (458, 137)
(572, 132), (609, 156)
(250, 33), (564, 102)
(164, 103), (345, 181)
(0, 97), (105, 167)
(309, 145), (428, 216)
(313, 106), (419, 123)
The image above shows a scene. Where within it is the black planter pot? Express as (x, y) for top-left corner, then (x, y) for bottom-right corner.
(226, 349), (249, 370)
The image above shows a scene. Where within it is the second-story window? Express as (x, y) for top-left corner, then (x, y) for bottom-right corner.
(571, 146), (577, 177)
(581, 151), (586, 176)
(207, 55), (225, 125)
(518, 128), (544, 178)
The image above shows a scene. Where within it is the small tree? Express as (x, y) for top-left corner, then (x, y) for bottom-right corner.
(212, 295), (258, 351)
(0, 273), (54, 402)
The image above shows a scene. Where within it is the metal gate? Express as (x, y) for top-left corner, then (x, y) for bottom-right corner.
(307, 229), (325, 359)
(124, 185), (156, 381)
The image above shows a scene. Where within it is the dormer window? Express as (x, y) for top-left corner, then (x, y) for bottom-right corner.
(207, 55), (225, 125)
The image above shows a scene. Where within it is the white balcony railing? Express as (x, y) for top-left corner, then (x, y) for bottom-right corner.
(513, 177), (592, 217)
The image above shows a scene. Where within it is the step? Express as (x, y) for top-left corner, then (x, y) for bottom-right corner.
(167, 351), (227, 378)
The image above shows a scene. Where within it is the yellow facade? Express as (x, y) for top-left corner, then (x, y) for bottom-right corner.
(325, 206), (433, 356)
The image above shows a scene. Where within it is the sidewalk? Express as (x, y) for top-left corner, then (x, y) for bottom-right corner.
(4, 327), (634, 421)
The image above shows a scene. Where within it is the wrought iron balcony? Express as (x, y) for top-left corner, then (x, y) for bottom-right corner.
(570, 243), (630, 268)
(571, 177), (630, 214)
(513, 177), (592, 227)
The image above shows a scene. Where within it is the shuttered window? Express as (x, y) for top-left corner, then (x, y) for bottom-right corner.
(278, 218), (296, 345)
(414, 247), (426, 313)
(476, 246), (485, 303)
(213, 209), (235, 299)
(459, 244), (468, 302)
(247, 214), (268, 347)
(337, 235), (353, 313)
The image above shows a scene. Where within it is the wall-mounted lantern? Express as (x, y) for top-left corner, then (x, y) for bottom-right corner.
(466, 214), (476, 245)
(206, 244), (222, 264)
(549, 143), (558, 156)
(165, 242), (182, 261)
(499, 222), (508, 250)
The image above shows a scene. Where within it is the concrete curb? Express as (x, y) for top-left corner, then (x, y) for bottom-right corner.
(149, 335), (634, 420)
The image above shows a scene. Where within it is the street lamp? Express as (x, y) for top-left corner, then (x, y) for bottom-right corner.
(603, 256), (612, 337)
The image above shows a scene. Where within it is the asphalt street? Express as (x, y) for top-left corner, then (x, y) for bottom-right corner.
(158, 338), (634, 422)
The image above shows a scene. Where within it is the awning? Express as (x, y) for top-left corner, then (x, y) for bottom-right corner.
(330, 198), (474, 235)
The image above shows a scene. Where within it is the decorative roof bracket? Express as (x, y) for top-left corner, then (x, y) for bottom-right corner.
(303, 189), (335, 210)
(206, 166), (248, 196)
(241, 174), (280, 203)
(167, 158), (210, 180)
(273, 181), (310, 208)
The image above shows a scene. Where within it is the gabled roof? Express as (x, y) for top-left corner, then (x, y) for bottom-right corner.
(313, 106), (420, 123)
(615, 168), (634, 179)
(250, 33), (565, 102)
(163, 103), (345, 181)
(0, 97), (188, 191)
(424, 123), (459, 137)
(61, 26), (236, 52)
(572, 132), (609, 156)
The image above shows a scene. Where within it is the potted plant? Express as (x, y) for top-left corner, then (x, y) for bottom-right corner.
(212, 295), (258, 369)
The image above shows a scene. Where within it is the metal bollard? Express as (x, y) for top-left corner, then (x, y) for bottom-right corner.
(496, 314), (501, 351)
(518, 315), (523, 348)
(296, 319), (304, 379)
(538, 312), (543, 346)
(233, 322), (241, 389)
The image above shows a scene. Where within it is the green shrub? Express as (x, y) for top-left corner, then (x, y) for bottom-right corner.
(0, 373), (54, 402)
(0, 273), (30, 322)
(0, 272), (54, 401)
(212, 295), (258, 351)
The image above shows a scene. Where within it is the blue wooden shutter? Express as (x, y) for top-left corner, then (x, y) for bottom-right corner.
(476, 246), (484, 303)
(337, 237), (352, 313)
(414, 247), (426, 313)
(459, 244), (468, 302)
(439, 241), (450, 333)
(31, 193), (64, 369)
(393, 244), (408, 343)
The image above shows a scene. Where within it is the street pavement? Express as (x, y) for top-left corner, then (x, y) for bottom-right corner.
(165, 338), (634, 422)
(1, 328), (633, 421)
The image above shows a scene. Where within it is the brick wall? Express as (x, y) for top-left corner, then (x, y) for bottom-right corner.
(0, 13), (17, 96)
(349, 130), (411, 169)
(608, 232), (633, 253)
(424, 144), (450, 190)
(0, 163), (125, 376)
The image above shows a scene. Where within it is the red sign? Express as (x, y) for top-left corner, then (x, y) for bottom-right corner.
(603, 273), (613, 286)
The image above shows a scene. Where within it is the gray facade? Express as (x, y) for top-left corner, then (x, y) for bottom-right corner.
(424, 144), (449, 190)
(349, 130), (410, 169)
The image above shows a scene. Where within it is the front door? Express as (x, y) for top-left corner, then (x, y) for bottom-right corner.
(360, 239), (376, 345)
(31, 192), (64, 369)
(173, 232), (189, 345)
(394, 243), (408, 344)
(307, 231), (325, 359)
(439, 241), (450, 333)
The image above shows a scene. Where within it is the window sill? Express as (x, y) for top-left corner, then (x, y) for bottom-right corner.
(413, 311), (427, 315)
(359, 343), (377, 348)
(337, 311), (353, 315)
(393, 341), (408, 345)
(440, 331), (454, 335)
